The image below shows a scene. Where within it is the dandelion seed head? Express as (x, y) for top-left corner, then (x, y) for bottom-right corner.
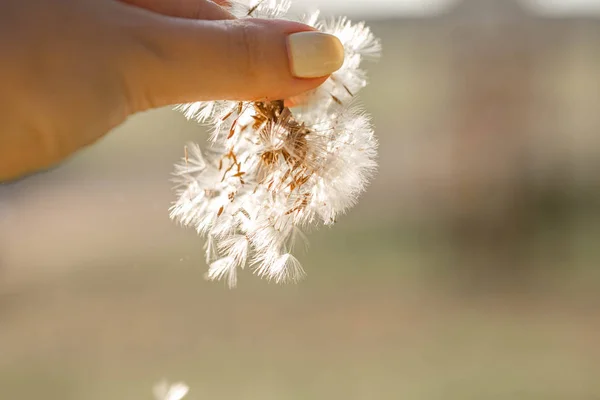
(171, 1), (381, 287)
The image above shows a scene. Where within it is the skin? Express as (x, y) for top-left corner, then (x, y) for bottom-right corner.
(0, 0), (328, 181)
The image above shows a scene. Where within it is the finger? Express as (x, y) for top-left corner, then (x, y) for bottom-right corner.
(118, 0), (234, 20)
(117, 0), (305, 108)
(119, 15), (345, 110)
(285, 93), (310, 108)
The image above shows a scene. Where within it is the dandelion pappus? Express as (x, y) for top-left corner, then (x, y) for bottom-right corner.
(233, 208), (251, 220)
(169, 4), (381, 287)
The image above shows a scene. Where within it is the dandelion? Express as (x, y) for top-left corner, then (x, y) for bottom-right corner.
(171, 0), (381, 287)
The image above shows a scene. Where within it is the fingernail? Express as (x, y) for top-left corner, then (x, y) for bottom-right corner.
(287, 32), (345, 78)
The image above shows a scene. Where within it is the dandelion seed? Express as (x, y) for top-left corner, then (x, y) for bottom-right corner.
(206, 256), (238, 288)
(153, 380), (189, 400)
(171, 0), (381, 287)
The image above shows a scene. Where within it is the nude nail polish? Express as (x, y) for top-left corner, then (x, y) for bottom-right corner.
(287, 32), (345, 78)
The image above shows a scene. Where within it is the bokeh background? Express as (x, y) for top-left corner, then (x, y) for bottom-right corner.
(2, 0), (600, 398)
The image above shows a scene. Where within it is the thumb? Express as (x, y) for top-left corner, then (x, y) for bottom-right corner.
(119, 14), (345, 110)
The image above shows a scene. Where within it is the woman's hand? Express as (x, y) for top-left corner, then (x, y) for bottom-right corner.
(0, 0), (344, 181)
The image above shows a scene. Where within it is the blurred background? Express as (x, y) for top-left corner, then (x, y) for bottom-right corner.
(2, 0), (600, 398)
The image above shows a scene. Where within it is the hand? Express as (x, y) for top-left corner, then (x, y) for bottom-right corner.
(0, 0), (344, 181)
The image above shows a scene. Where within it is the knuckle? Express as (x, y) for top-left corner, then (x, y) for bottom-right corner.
(228, 20), (263, 84)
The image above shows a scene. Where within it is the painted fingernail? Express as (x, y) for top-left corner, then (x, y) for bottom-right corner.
(287, 32), (345, 78)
